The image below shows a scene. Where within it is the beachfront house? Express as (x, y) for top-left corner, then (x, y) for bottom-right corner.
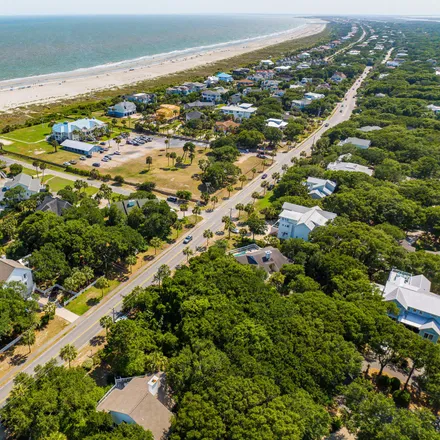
(381, 269), (440, 342)
(305, 177), (337, 199)
(0, 259), (35, 297)
(61, 140), (101, 156)
(52, 118), (107, 142)
(166, 85), (190, 96)
(97, 374), (172, 440)
(202, 88), (227, 103)
(1, 173), (44, 202)
(183, 82), (207, 93)
(219, 103), (257, 120)
(205, 76), (219, 87)
(126, 93), (156, 104)
(339, 137), (371, 150)
(107, 101), (137, 118)
(266, 118), (288, 129)
(216, 72), (233, 83)
(275, 202), (337, 241)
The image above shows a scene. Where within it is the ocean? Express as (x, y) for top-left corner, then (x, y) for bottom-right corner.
(0, 15), (307, 81)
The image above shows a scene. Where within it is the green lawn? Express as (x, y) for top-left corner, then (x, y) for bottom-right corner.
(43, 175), (98, 196)
(2, 122), (52, 143)
(255, 190), (273, 212)
(65, 279), (120, 315)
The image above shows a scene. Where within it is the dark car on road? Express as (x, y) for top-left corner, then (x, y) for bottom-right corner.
(261, 174), (268, 179)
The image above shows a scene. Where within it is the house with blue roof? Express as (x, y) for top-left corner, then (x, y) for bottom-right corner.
(216, 72), (233, 83)
(52, 118), (107, 142)
(382, 269), (440, 342)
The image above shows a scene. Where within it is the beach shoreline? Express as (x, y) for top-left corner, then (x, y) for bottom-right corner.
(0, 19), (326, 112)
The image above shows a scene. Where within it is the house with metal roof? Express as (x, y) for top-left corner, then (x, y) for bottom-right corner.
(52, 118), (106, 142)
(266, 118), (288, 129)
(36, 196), (72, 216)
(219, 103), (257, 120)
(61, 140), (101, 156)
(184, 100), (215, 110)
(97, 373), (171, 440)
(305, 177), (337, 199)
(382, 269), (440, 342)
(0, 258), (34, 297)
(327, 155), (373, 176)
(276, 202), (337, 241)
(339, 137), (371, 150)
(107, 101), (137, 118)
(216, 72), (233, 82)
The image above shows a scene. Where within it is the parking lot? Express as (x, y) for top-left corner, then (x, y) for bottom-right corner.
(76, 135), (206, 171)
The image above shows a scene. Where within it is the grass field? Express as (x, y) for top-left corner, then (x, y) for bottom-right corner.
(2, 122), (52, 143)
(65, 280), (120, 315)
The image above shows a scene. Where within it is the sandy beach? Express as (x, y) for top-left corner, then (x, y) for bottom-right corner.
(0, 20), (326, 111)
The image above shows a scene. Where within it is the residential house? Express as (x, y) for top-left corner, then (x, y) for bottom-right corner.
(36, 196), (72, 216)
(216, 72), (233, 83)
(61, 140), (101, 156)
(97, 374), (172, 440)
(214, 120), (240, 133)
(348, 50), (361, 56)
(266, 118), (288, 129)
(316, 83), (332, 91)
(261, 80), (281, 91)
(219, 103), (257, 120)
(274, 66), (291, 73)
(202, 88), (227, 103)
(327, 155), (373, 176)
(330, 72), (347, 83)
(113, 198), (157, 216)
(339, 137), (371, 150)
(249, 70), (274, 80)
(52, 118), (106, 142)
(184, 100), (215, 110)
(0, 258), (34, 297)
(155, 104), (180, 121)
(126, 93), (156, 104)
(185, 110), (204, 122)
(205, 76), (219, 87)
(183, 82), (207, 93)
(236, 79), (254, 88)
(166, 85), (189, 96)
(305, 177), (337, 199)
(276, 202), (337, 241)
(381, 269), (440, 342)
(304, 92), (325, 101)
(232, 68), (250, 76)
(233, 246), (289, 273)
(229, 93), (242, 105)
(107, 101), (137, 118)
(358, 125), (382, 133)
(271, 89), (285, 99)
(301, 77), (314, 85)
(260, 59), (274, 68)
(298, 52), (311, 60)
(291, 99), (312, 110)
(296, 63), (311, 70)
(1, 173), (44, 201)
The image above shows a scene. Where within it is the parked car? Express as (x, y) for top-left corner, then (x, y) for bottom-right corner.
(80, 156), (87, 161)
(324, 122), (330, 127)
(86, 154), (93, 159)
(167, 196), (178, 203)
(100, 142), (106, 146)
(92, 162), (101, 167)
(231, 227), (239, 234)
(261, 174), (268, 179)
(62, 162), (70, 167)
(183, 235), (193, 244)
(114, 151), (121, 155)
(69, 160), (77, 165)
(101, 158), (109, 162)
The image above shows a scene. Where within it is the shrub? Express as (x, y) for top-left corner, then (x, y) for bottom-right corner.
(82, 359), (94, 371)
(331, 417), (342, 433)
(376, 374), (390, 389)
(390, 377), (401, 392)
(114, 175), (125, 184)
(393, 389), (411, 408)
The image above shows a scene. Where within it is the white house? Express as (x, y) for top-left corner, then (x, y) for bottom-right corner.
(260, 59), (274, 67)
(296, 63), (311, 70)
(219, 103), (257, 120)
(205, 76), (219, 86)
(1, 173), (44, 202)
(305, 177), (337, 199)
(381, 269), (440, 342)
(0, 258), (34, 297)
(339, 137), (371, 150)
(276, 202), (337, 241)
(291, 99), (312, 110)
(126, 93), (156, 104)
(52, 118), (106, 142)
(327, 156), (373, 176)
(266, 118), (288, 129)
(298, 52), (311, 60)
(348, 50), (361, 56)
(304, 92), (325, 101)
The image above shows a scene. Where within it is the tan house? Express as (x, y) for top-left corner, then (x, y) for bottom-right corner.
(215, 120), (240, 133)
(155, 104), (180, 121)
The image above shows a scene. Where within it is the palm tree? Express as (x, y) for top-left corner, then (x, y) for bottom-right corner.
(32, 161), (40, 178)
(189, 152), (196, 164)
(282, 164), (289, 172)
(164, 138), (170, 154)
(59, 344), (77, 368)
(126, 255), (137, 273)
(95, 276), (109, 299)
(235, 203), (244, 218)
(251, 192), (260, 204)
(43, 302), (56, 320)
(115, 137), (121, 151)
(166, 152), (171, 167)
(170, 152), (177, 166)
(261, 181), (269, 195)
(154, 264), (170, 289)
(211, 195), (218, 210)
(127, 116), (132, 129)
(180, 203), (188, 218)
(203, 229), (213, 247)
(272, 172), (280, 181)
(201, 192), (210, 206)
(99, 315), (113, 337)
(251, 168), (257, 179)
(239, 174), (247, 188)
(174, 219), (183, 238)
(22, 329), (36, 353)
(226, 185), (234, 198)
(150, 237), (163, 255)
(183, 246), (194, 262)
(146, 156), (153, 170)
(192, 206), (201, 223)
(50, 140), (59, 153)
(40, 163), (47, 182)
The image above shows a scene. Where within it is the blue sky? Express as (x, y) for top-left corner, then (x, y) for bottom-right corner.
(0, 0), (438, 16)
